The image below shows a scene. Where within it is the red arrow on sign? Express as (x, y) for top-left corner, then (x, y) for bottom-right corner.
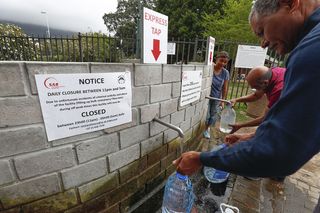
(151, 39), (161, 61)
(209, 51), (213, 62)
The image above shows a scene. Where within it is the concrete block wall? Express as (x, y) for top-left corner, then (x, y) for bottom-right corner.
(0, 61), (212, 213)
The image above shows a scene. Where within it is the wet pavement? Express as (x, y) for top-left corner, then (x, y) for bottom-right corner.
(156, 126), (320, 212)
(155, 130), (236, 213)
(190, 168), (237, 212)
(175, 128), (237, 213)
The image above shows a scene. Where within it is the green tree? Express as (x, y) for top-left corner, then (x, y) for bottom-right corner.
(0, 23), (40, 60)
(47, 32), (121, 62)
(156, 0), (225, 39)
(103, 0), (156, 38)
(78, 32), (122, 62)
(202, 0), (258, 43)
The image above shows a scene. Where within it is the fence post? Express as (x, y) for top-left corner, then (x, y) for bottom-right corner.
(193, 36), (198, 62)
(78, 32), (83, 62)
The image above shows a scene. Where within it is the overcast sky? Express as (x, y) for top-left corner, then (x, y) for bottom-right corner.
(0, 0), (118, 33)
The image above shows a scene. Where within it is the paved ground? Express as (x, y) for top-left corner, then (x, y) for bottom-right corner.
(208, 126), (320, 213)
(156, 124), (320, 213)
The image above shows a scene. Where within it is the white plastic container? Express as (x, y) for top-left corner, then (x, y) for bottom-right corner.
(219, 104), (236, 133)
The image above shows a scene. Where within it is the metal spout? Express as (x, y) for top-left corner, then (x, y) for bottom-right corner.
(206, 96), (231, 104)
(152, 118), (184, 138)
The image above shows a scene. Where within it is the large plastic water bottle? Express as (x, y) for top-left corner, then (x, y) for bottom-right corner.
(219, 103), (236, 133)
(162, 172), (194, 213)
(203, 144), (230, 183)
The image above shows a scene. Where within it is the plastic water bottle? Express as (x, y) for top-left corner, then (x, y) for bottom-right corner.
(162, 172), (194, 213)
(203, 144), (230, 183)
(219, 103), (236, 133)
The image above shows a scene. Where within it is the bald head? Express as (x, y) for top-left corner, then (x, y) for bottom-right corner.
(246, 66), (272, 91)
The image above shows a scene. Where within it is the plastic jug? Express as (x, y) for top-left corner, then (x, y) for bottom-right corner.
(162, 172), (194, 213)
(203, 144), (230, 183)
(219, 103), (236, 133)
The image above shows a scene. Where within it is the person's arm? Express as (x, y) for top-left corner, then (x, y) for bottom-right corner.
(225, 132), (255, 146)
(173, 39), (320, 178)
(221, 80), (228, 100)
(220, 79), (229, 108)
(173, 131), (256, 176)
(231, 90), (264, 106)
(229, 108), (269, 133)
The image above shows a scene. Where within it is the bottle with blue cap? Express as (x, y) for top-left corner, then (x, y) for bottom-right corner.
(162, 172), (194, 213)
(203, 144), (230, 183)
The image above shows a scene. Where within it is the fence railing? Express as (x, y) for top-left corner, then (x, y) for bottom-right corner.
(0, 33), (138, 63)
(0, 34), (287, 105)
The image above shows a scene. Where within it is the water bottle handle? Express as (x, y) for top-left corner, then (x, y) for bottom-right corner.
(220, 203), (239, 213)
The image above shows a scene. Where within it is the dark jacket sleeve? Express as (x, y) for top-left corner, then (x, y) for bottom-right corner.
(200, 31), (320, 178)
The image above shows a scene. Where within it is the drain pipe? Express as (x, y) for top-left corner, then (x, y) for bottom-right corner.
(127, 118), (184, 213)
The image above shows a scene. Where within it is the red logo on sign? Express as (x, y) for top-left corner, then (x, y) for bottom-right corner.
(182, 73), (188, 80)
(44, 77), (64, 89)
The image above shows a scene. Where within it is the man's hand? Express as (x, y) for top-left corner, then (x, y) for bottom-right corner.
(173, 151), (202, 176)
(225, 133), (243, 145)
(229, 123), (242, 134)
(230, 99), (237, 107)
(225, 132), (255, 146)
(220, 101), (225, 109)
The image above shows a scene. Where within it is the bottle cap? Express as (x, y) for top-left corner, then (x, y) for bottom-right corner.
(176, 172), (187, 180)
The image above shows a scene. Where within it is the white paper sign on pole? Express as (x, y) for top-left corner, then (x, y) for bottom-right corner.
(180, 70), (203, 106)
(167, 42), (176, 55)
(235, 45), (268, 68)
(35, 73), (132, 141)
(143, 7), (168, 64)
(205, 37), (215, 66)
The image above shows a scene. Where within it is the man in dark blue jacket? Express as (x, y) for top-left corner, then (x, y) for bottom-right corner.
(173, 0), (320, 211)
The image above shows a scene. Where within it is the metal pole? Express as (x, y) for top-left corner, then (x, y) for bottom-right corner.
(205, 96), (231, 104)
(41, 11), (50, 38)
(136, 0), (142, 61)
(152, 118), (184, 138)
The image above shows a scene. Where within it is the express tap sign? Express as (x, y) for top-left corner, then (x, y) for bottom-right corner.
(205, 37), (215, 66)
(143, 7), (168, 64)
(35, 73), (132, 141)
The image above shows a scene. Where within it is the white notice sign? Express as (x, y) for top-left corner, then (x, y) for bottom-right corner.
(167, 42), (176, 55)
(180, 70), (203, 106)
(205, 37), (215, 66)
(143, 7), (168, 64)
(235, 45), (268, 68)
(35, 73), (132, 141)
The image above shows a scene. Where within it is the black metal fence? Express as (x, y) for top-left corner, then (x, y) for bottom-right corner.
(0, 33), (286, 101)
(0, 33), (137, 62)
